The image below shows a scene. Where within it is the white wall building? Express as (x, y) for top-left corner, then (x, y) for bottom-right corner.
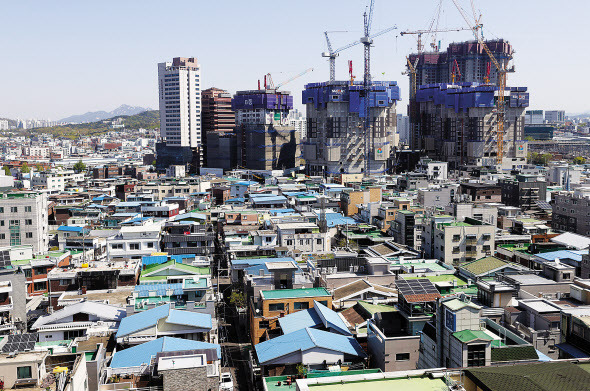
(107, 224), (162, 260)
(0, 192), (48, 254)
(158, 57), (202, 148)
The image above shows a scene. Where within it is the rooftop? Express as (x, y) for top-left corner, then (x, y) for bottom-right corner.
(260, 287), (330, 300)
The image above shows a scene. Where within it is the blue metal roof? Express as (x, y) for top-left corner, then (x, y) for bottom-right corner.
(166, 309), (212, 329)
(278, 308), (323, 334)
(225, 197), (245, 204)
(313, 301), (351, 336)
(255, 328), (366, 365)
(57, 226), (85, 232)
(116, 304), (171, 338)
(324, 213), (358, 228)
(251, 196), (287, 204)
(110, 337), (221, 368)
(269, 208), (296, 215)
(277, 301), (351, 336)
(537, 250), (585, 263)
(142, 255), (169, 267)
(231, 257), (295, 267)
(134, 283), (184, 297)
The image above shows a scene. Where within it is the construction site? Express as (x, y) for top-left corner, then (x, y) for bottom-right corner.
(233, 89), (300, 171)
(413, 82), (529, 169)
(302, 81), (400, 176)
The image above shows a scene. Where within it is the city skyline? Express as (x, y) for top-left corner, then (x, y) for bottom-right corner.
(1, 0), (589, 119)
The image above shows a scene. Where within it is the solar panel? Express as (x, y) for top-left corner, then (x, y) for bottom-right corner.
(2, 333), (38, 353)
(396, 279), (440, 296)
(535, 200), (552, 211)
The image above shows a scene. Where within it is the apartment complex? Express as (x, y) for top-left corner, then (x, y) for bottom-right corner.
(552, 187), (590, 236)
(156, 57), (202, 171)
(499, 174), (547, 211)
(423, 216), (495, 265)
(0, 192), (48, 254)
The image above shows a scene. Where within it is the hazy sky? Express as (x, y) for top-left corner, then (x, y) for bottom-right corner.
(1, 0), (589, 120)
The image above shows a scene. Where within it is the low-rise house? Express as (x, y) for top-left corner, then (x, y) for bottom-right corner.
(249, 287), (332, 345)
(116, 303), (213, 345)
(107, 223), (162, 261)
(254, 327), (366, 376)
(31, 301), (125, 341)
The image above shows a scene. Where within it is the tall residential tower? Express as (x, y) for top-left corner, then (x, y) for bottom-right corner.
(156, 57), (202, 172)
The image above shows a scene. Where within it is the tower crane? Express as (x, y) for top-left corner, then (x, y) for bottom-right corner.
(400, 26), (474, 53)
(276, 68), (314, 90)
(361, 0), (375, 177)
(451, 0), (513, 165)
(260, 68), (314, 90)
(348, 61), (356, 85)
(322, 24), (397, 82)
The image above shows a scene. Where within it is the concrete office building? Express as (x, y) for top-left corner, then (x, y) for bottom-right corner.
(302, 81), (400, 176)
(156, 57), (202, 172)
(233, 89), (300, 170)
(0, 192), (48, 254)
(545, 110), (565, 124)
(525, 110), (544, 125)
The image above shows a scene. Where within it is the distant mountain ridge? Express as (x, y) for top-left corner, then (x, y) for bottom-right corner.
(60, 104), (152, 123)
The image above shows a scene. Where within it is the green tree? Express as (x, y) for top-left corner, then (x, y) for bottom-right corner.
(2, 166), (10, 176)
(573, 156), (586, 165)
(73, 160), (86, 173)
(35, 163), (43, 171)
(20, 162), (30, 173)
(152, 160), (157, 166)
(229, 291), (246, 308)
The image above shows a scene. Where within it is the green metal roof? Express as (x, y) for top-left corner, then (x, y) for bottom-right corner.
(453, 329), (504, 346)
(260, 287), (330, 300)
(404, 274), (469, 286)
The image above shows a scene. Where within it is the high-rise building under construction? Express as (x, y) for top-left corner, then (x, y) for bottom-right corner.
(407, 39), (529, 169)
(302, 81), (400, 176)
(233, 89), (300, 171)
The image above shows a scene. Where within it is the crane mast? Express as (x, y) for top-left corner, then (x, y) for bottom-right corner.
(361, 0), (375, 178)
(451, 0), (508, 165)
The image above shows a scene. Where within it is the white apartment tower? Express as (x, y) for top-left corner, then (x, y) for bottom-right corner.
(157, 57), (202, 148)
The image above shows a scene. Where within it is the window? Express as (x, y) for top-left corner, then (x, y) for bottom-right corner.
(452, 234), (461, 242)
(10, 207), (17, 213)
(34, 281), (47, 291)
(259, 320), (269, 329)
(16, 366), (32, 380)
(25, 206), (32, 212)
(0, 207), (3, 213)
(452, 246), (460, 254)
(26, 232), (32, 239)
(147, 242), (154, 248)
(111, 244), (123, 250)
(129, 243), (140, 250)
(482, 234), (491, 241)
(0, 220), (3, 226)
(24, 269), (31, 278)
(318, 301), (328, 307)
(563, 273), (571, 280)
(286, 239), (293, 246)
(294, 302), (309, 310)
(60, 279), (71, 286)
(25, 219), (32, 225)
(396, 353), (410, 361)
(9, 220), (19, 226)
(316, 239), (323, 245)
(0, 234), (4, 240)
(467, 344), (486, 367)
(268, 303), (285, 312)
